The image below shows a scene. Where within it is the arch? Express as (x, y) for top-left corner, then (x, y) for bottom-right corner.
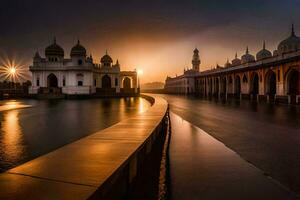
(235, 75), (241, 95)
(77, 73), (84, 86)
(47, 73), (58, 87)
(102, 75), (111, 89)
(250, 72), (259, 95)
(221, 77), (227, 94)
(242, 74), (248, 83)
(215, 77), (219, 94)
(286, 69), (300, 95)
(123, 77), (131, 89)
(265, 70), (276, 95)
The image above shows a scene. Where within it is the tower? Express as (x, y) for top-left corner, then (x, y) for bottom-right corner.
(192, 48), (201, 71)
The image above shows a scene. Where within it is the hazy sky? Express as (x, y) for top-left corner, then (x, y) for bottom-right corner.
(0, 0), (300, 83)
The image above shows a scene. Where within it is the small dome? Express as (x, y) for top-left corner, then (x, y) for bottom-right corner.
(193, 48), (199, 53)
(241, 47), (255, 64)
(70, 40), (86, 57)
(45, 38), (64, 57)
(256, 41), (272, 60)
(100, 51), (113, 64)
(278, 24), (300, 54)
(231, 53), (241, 66)
(224, 58), (232, 68)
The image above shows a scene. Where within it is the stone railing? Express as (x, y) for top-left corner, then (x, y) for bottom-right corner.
(0, 94), (168, 200)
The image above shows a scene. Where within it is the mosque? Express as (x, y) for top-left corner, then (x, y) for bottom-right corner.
(29, 39), (139, 97)
(164, 24), (300, 104)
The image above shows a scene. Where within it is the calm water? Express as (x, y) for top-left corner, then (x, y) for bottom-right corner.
(0, 98), (150, 172)
(159, 94), (300, 196)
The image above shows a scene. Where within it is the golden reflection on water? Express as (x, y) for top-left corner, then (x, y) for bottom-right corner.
(138, 98), (148, 113)
(1, 109), (24, 162)
(0, 100), (31, 112)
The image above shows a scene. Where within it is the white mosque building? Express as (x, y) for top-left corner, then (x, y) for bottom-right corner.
(29, 38), (138, 96)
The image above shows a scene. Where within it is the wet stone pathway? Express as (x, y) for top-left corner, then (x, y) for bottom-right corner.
(168, 112), (298, 200)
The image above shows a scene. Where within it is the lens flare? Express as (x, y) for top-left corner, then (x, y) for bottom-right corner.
(0, 53), (29, 83)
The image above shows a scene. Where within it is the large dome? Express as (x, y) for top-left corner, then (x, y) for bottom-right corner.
(70, 40), (86, 57)
(231, 53), (241, 66)
(256, 41), (272, 60)
(241, 47), (255, 64)
(278, 24), (300, 54)
(101, 51), (113, 63)
(45, 38), (64, 57)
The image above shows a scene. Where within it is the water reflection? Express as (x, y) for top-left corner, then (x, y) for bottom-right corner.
(0, 109), (27, 171)
(0, 97), (150, 172)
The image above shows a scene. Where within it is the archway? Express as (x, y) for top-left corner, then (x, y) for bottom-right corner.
(235, 75), (241, 95)
(265, 70), (276, 95)
(209, 78), (213, 95)
(215, 77), (219, 95)
(102, 75), (111, 88)
(287, 69), (299, 95)
(251, 73), (259, 95)
(47, 73), (58, 87)
(123, 77), (131, 89)
(221, 77), (227, 94)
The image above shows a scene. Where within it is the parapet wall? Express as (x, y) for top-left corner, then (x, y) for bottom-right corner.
(0, 94), (169, 200)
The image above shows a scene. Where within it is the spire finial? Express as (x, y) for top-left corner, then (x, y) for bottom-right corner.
(263, 41), (266, 49)
(53, 36), (56, 44)
(77, 39), (80, 45)
(246, 46), (249, 54)
(235, 52), (238, 58)
(116, 59), (119, 64)
(105, 50), (108, 55)
(292, 23), (295, 36)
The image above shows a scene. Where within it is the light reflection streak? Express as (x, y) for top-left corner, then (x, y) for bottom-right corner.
(1, 109), (25, 163)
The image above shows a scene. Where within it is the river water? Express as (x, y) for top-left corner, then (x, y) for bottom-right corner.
(159, 94), (300, 196)
(0, 97), (150, 172)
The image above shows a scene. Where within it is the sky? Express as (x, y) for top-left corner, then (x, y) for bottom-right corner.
(0, 0), (300, 83)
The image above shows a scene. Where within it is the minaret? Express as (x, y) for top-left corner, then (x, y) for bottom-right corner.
(192, 48), (201, 71)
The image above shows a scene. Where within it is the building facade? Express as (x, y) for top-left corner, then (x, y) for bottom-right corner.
(29, 39), (138, 96)
(164, 48), (200, 94)
(165, 25), (300, 104)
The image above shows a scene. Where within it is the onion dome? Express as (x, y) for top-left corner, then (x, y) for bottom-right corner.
(256, 41), (272, 60)
(278, 24), (300, 54)
(45, 37), (64, 57)
(231, 53), (241, 66)
(241, 47), (255, 64)
(193, 48), (199, 53)
(224, 58), (232, 68)
(273, 50), (278, 56)
(70, 40), (86, 57)
(100, 50), (113, 64)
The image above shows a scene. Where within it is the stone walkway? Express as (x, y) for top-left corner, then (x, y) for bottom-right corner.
(168, 112), (298, 200)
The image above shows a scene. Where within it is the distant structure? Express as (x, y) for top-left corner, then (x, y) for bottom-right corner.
(165, 25), (300, 104)
(29, 39), (138, 97)
(164, 48), (200, 93)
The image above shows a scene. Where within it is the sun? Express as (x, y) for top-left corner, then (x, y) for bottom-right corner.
(137, 69), (144, 75)
(0, 55), (29, 83)
(9, 67), (16, 75)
